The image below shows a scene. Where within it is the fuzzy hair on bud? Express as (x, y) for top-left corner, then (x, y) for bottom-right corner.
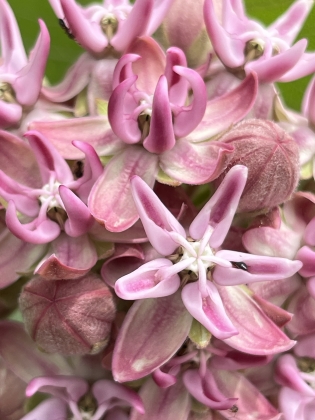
(215, 119), (300, 213)
(19, 273), (116, 355)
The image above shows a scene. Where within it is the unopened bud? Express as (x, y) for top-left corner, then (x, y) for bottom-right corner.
(19, 273), (116, 355)
(215, 119), (299, 212)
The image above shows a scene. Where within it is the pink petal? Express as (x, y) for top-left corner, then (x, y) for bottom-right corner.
(189, 165), (247, 245)
(35, 233), (97, 280)
(172, 66), (207, 138)
(101, 243), (145, 287)
(24, 130), (73, 185)
(0, 321), (72, 383)
(0, 0), (27, 72)
(203, 0), (245, 68)
(182, 281), (238, 340)
(183, 369), (237, 410)
(108, 75), (142, 144)
(115, 258), (180, 299)
(130, 377), (190, 420)
(164, 47), (188, 106)
(0, 170), (39, 217)
(88, 147), (158, 232)
(59, 186), (94, 237)
(243, 226), (301, 260)
(191, 72), (258, 141)
(0, 130), (41, 186)
(296, 245), (315, 277)
(6, 201), (61, 244)
(112, 291), (192, 382)
(29, 116), (125, 160)
(41, 53), (94, 102)
(245, 40), (307, 83)
(26, 375), (88, 401)
(13, 20), (50, 106)
(268, 0), (313, 46)
(126, 36), (166, 94)
(143, 75), (176, 153)
(20, 398), (68, 420)
(160, 139), (234, 184)
(152, 368), (177, 388)
(61, 0), (108, 53)
(111, 0), (154, 51)
(0, 100), (22, 129)
(213, 250), (302, 285)
(68, 141), (104, 204)
(0, 226), (45, 288)
(218, 285), (296, 355)
(130, 175), (186, 255)
(145, 0), (176, 35)
(212, 369), (282, 420)
(92, 380), (144, 413)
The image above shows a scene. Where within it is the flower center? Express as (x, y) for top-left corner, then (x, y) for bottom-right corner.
(0, 82), (16, 103)
(100, 13), (118, 40)
(180, 240), (216, 275)
(38, 180), (62, 210)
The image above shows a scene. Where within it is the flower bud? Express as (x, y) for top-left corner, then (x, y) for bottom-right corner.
(19, 273), (116, 355)
(215, 119), (299, 212)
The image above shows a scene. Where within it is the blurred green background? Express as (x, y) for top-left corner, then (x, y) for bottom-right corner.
(7, 0), (315, 111)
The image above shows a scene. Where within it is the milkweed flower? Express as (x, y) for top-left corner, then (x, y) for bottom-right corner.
(114, 166), (302, 340)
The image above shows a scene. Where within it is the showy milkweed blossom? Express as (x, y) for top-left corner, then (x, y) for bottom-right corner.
(0, 0), (315, 419)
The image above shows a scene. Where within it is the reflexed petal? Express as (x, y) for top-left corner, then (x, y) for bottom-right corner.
(101, 243), (144, 287)
(115, 258), (180, 299)
(268, 0), (314, 46)
(0, 0), (27, 72)
(35, 233), (97, 280)
(29, 116), (125, 160)
(0, 130), (41, 186)
(61, 0), (108, 53)
(278, 51), (315, 82)
(24, 131), (73, 185)
(203, 0), (245, 68)
(130, 175), (186, 255)
(212, 369), (282, 419)
(89, 147), (158, 232)
(152, 368), (177, 388)
(183, 368), (237, 410)
(20, 397), (68, 420)
(112, 291), (192, 382)
(182, 281), (238, 340)
(41, 53), (94, 102)
(14, 20), (50, 106)
(190, 72), (258, 141)
(213, 250), (302, 285)
(165, 47), (188, 106)
(160, 139), (234, 185)
(189, 165), (247, 244)
(243, 225), (301, 260)
(218, 285), (296, 355)
(0, 321), (72, 383)
(111, 0), (154, 51)
(130, 377), (190, 420)
(245, 40), (307, 83)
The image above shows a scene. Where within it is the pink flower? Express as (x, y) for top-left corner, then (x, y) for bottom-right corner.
(204, 0), (315, 82)
(0, 0), (50, 128)
(49, 0), (174, 55)
(114, 166), (302, 340)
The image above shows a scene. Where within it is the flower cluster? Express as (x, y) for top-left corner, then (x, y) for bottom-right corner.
(0, 0), (315, 419)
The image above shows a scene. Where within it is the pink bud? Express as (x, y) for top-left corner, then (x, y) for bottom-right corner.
(215, 119), (299, 212)
(19, 273), (116, 355)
